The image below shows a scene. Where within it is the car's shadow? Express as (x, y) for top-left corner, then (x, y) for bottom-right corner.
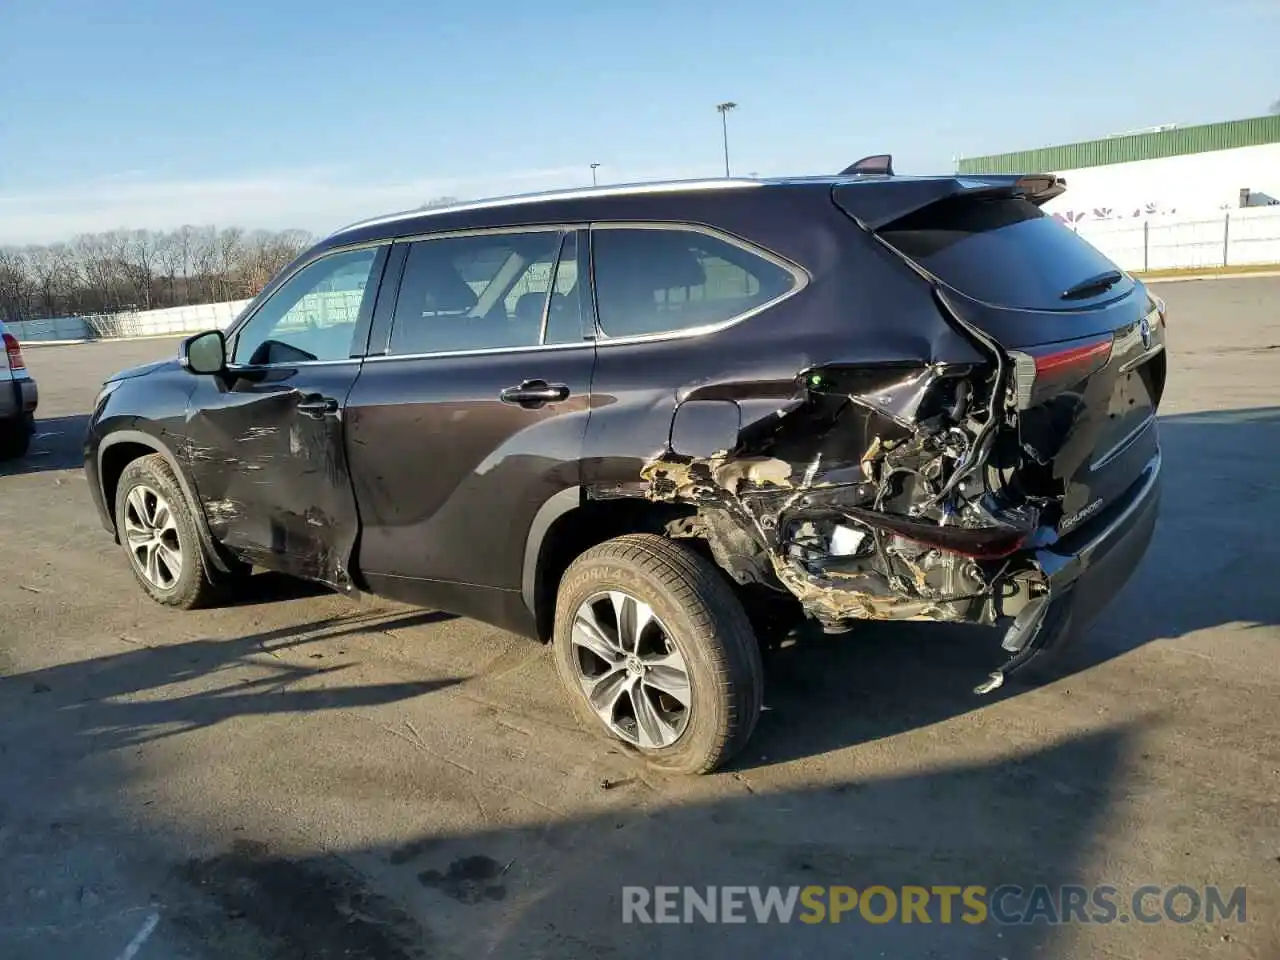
(221, 570), (335, 606)
(3, 605), (466, 757)
(6, 405), (1276, 776)
(0, 413), (90, 475)
(732, 405), (1280, 769)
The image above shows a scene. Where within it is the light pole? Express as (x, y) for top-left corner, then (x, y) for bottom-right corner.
(716, 102), (737, 177)
(590, 162), (601, 186)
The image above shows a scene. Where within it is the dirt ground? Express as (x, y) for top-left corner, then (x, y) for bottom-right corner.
(1, 276), (1277, 959)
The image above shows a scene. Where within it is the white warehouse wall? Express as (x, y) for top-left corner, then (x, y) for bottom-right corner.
(1041, 143), (1280, 222)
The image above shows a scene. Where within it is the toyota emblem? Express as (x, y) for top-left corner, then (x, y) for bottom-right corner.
(1139, 315), (1152, 348)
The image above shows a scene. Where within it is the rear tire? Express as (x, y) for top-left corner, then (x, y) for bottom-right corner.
(553, 534), (763, 775)
(114, 454), (221, 609)
(0, 414), (32, 461)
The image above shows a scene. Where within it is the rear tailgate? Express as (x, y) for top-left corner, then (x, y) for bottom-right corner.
(834, 179), (1167, 533)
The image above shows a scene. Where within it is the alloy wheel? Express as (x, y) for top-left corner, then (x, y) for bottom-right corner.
(570, 590), (693, 748)
(122, 484), (184, 590)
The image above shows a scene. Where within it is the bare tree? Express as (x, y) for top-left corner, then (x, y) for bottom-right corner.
(0, 249), (35, 321)
(154, 231), (184, 307)
(189, 226), (219, 303)
(176, 225), (196, 292)
(119, 230), (160, 309)
(215, 227), (245, 300)
(421, 195), (460, 209)
(1271, 98), (1280, 115)
(0, 225), (313, 323)
(241, 229), (310, 292)
(72, 234), (117, 313)
(24, 244), (74, 317)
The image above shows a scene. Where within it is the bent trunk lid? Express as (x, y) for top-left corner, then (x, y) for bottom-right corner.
(942, 287), (1165, 533)
(834, 181), (1167, 535)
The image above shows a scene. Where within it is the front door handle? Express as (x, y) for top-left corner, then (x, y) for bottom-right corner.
(297, 394), (339, 419)
(500, 379), (571, 408)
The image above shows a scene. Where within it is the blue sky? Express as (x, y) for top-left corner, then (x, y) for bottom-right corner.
(1, 0), (1275, 243)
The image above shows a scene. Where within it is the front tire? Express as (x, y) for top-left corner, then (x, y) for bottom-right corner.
(114, 454), (221, 609)
(552, 534), (763, 775)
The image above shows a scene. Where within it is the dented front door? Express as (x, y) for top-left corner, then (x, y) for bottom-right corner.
(183, 362), (364, 588)
(178, 243), (388, 589)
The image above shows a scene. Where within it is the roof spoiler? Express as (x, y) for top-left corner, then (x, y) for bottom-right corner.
(833, 173), (1068, 231)
(1014, 173), (1067, 205)
(840, 154), (894, 177)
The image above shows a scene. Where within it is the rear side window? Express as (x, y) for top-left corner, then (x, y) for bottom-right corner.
(591, 228), (797, 338)
(877, 196), (1135, 310)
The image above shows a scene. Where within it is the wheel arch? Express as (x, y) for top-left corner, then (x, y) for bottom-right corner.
(522, 487), (701, 642)
(98, 430), (231, 573)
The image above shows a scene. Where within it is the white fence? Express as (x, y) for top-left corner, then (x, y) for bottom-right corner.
(1075, 205), (1280, 273)
(10, 299), (252, 343)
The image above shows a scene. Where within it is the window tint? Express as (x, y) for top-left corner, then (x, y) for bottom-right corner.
(876, 196), (1136, 310)
(592, 228), (796, 338)
(389, 232), (562, 355)
(544, 232), (586, 345)
(233, 247), (378, 364)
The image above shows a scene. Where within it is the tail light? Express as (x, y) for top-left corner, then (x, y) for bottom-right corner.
(842, 506), (1030, 559)
(3, 333), (25, 371)
(1007, 335), (1113, 410)
(1149, 293), (1166, 327)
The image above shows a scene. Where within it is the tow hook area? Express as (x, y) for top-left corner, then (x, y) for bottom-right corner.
(975, 590), (1073, 694)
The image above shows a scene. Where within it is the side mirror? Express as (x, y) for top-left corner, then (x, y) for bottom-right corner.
(180, 330), (226, 375)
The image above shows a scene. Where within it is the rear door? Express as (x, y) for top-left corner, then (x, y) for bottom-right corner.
(343, 227), (595, 597)
(184, 244), (388, 586)
(841, 185), (1167, 531)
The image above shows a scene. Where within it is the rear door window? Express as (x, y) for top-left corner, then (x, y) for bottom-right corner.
(543, 231), (588, 345)
(591, 227), (798, 338)
(388, 231), (565, 355)
(876, 195), (1135, 310)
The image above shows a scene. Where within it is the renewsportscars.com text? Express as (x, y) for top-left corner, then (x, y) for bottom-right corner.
(621, 884), (1246, 926)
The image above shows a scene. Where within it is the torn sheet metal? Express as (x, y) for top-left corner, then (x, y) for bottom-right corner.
(640, 359), (1049, 640)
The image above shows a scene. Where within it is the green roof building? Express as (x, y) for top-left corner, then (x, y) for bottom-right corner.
(957, 115), (1280, 218)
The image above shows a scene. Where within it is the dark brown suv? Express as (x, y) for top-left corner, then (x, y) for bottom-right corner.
(85, 170), (1165, 773)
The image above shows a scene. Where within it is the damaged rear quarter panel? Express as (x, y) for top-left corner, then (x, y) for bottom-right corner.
(582, 187), (987, 495)
(583, 191), (1041, 631)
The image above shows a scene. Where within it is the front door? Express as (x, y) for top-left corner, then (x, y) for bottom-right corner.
(184, 244), (388, 587)
(344, 227), (595, 605)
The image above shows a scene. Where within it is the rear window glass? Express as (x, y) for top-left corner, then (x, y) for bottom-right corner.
(878, 196), (1134, 310)
(592, 228), (797, 338)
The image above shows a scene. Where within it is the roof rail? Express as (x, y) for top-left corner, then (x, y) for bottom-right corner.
(840, 154), (894, 176)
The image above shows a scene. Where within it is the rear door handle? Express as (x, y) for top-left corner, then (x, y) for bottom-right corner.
(500, 379), (571, 408)
(297, 394), (339, 419)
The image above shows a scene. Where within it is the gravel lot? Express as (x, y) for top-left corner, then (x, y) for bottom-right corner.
(1, 277), (1278, 959)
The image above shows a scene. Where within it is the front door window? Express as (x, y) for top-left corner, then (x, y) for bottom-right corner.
(233, 247), (380, 365)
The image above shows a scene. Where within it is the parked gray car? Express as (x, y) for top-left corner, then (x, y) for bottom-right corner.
(0, 320), (38, 460)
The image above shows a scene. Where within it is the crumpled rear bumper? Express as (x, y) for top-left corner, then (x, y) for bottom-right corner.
(980, 449), (1161, 691)
(1040, 450), (1161, 629)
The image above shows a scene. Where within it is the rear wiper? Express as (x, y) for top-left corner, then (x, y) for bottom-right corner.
(1061, 270), (1123, 301)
